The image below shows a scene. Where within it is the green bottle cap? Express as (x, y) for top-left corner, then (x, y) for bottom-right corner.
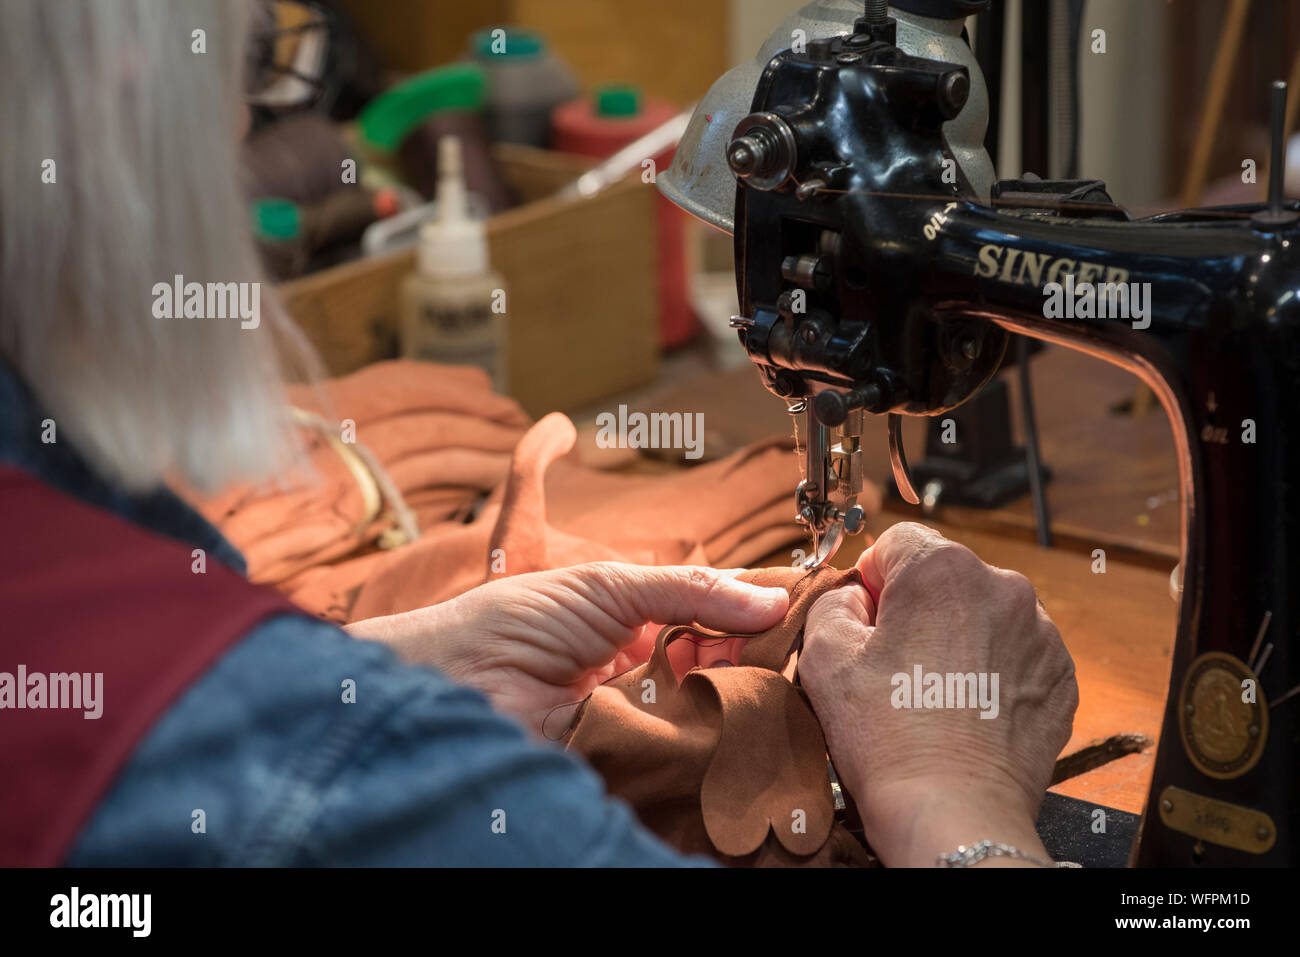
(358, 63), (487, 153)
(252, 198), (300, 242)
(473, 27), (545, 60)
(595, 84), (642, 118)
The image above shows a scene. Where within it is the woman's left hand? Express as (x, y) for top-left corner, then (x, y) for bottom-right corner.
(346, 563), (790, 735)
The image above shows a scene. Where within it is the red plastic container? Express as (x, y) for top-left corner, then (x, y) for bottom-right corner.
(552, 85), (697, 350)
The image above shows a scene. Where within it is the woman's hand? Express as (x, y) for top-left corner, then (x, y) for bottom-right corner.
(347, 563), (789, 735)
(800, 523), (1078, 867)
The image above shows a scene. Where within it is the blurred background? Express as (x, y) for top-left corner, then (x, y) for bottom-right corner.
(248, 0), (1300, 411)
(239, 0), (1299, 553)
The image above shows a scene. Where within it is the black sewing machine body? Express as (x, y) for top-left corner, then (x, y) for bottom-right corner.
(729, 27), (1298, 866)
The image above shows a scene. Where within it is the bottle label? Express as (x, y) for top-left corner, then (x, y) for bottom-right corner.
(421, 302), (493, 336)
(407, 301), (505, 389)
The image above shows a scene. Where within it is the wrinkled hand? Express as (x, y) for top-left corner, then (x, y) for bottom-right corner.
(347, 563), (789, 735)
(801, 523), (1078, 867)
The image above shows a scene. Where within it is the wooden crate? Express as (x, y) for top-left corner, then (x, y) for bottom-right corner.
(278, 144), (660, 417)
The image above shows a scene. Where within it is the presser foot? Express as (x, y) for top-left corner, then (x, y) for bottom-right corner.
(797, 504), (867, 570)
(793, 405), (926, 569)
(796, 475), (865, 569)
(800, 517), (845, 570)
(795, 404), (869, 570)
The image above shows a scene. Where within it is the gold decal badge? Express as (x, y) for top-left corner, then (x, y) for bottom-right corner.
(1179, 652), (1267, 779)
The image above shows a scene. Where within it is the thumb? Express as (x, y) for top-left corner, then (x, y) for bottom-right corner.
(804, 584), (876, 659)
(580, 563), (790, 635)
(855, 521), (951, 598)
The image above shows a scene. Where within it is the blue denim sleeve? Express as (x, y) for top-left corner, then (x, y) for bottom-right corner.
(67, 615), (711, 867)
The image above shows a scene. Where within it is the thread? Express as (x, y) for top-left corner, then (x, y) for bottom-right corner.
(784, 174), (1269, 219)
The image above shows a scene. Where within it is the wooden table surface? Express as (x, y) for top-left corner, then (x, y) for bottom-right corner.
(823, 512), (1178, 815)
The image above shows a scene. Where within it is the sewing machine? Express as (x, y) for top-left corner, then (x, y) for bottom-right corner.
(661, 0), (1298, 866)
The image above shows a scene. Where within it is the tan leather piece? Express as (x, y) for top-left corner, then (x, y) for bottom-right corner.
(192, 361), (531, 590)
(191, 365), (857, 621)
(486, 412), (581, 577)
(695, 667), (834, 856)
(567, 565), (874, 867)
(343, 414), (827, 621)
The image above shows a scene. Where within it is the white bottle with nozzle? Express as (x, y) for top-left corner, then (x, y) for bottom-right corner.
(400, 135), (508, 391)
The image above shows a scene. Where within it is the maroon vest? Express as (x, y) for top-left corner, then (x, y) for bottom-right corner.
(0, 465), (301, 865)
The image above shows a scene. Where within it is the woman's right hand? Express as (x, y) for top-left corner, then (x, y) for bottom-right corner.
(800, 522), (1078, 867)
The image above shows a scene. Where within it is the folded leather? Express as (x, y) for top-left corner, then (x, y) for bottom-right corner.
(321, 412), (830, 621)
(567, 566), (876, 867)
(190, 363), (866, 622)
(196, 361), (531, 588)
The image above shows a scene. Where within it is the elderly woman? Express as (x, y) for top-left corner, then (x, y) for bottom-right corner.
(0, 0), (1076, 867)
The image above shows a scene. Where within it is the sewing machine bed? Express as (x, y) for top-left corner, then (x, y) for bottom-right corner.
(1036, 792), (1141, 868)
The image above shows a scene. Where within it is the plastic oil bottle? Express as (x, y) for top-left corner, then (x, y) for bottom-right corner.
(400, 135), (508, 391)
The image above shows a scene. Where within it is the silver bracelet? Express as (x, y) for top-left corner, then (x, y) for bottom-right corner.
(937, 840), (1082, 868)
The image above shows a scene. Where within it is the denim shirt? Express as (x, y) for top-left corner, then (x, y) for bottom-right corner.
(0, 364), (699, 866)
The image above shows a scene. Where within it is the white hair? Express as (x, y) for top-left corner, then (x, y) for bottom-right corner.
(0, 0), (319, 493)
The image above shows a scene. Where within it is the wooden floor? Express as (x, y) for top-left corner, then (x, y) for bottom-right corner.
(588, 343), (1184, 815)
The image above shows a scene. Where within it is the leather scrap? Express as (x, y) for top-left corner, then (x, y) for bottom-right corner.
(567, 565), (875, 867)
(696, 667), (835, 856)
